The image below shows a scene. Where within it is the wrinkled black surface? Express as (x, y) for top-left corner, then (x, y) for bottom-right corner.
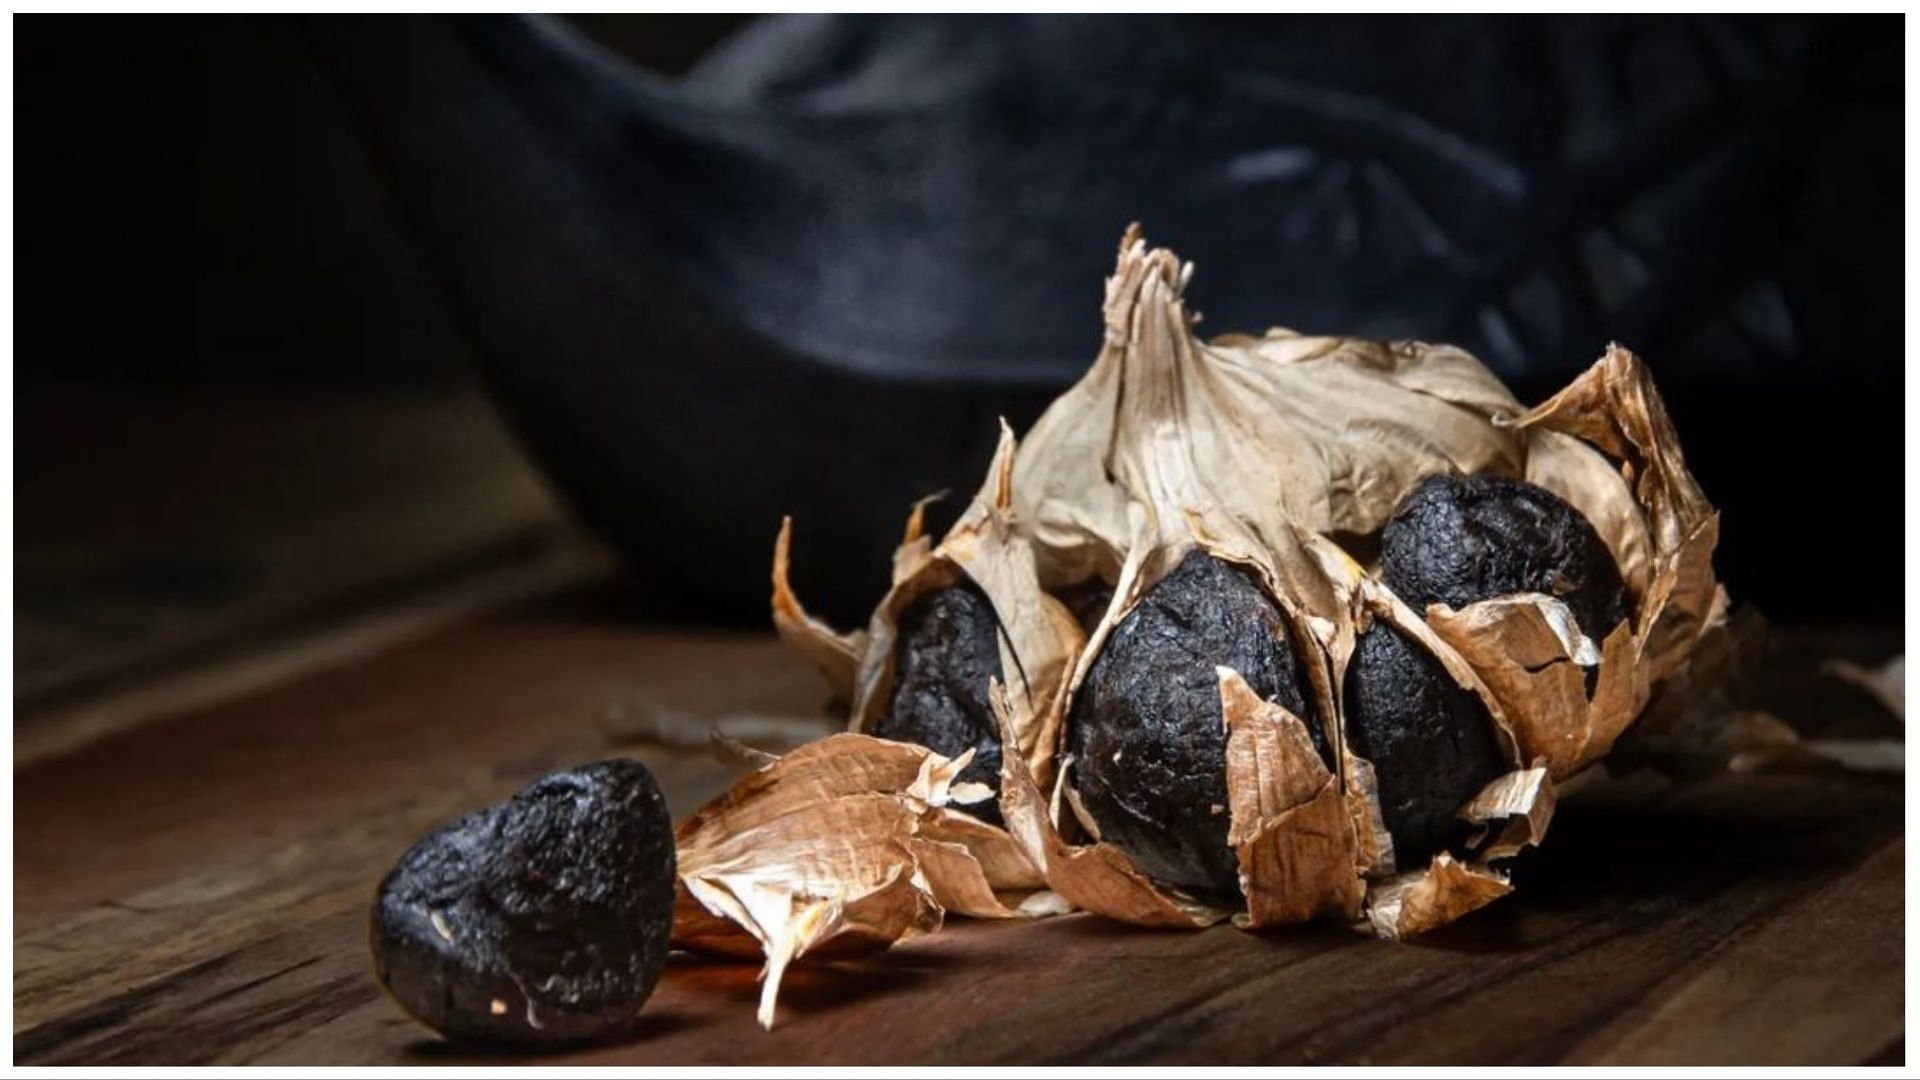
(371, 759), (676, 1047)
(872, 583), (1006, 827)
(1345, 623), (1506, 867)
(1069, 551), (1325, 897)
(299, 16), (1901, 625)
(1382, 473), (1628, 640)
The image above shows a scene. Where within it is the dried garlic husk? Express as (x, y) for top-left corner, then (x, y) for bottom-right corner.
(997, 227), (1720, 937)
(671, 733), (1057, 1029)
(774, 421), (1084, 807)
(678, 427), (1092, 1029)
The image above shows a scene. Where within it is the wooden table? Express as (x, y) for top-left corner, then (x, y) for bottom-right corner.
(13, 579), (1904, 1066)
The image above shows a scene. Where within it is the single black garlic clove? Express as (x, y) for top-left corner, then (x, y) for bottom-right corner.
(1381, 473), (1628, 640)
(1068, 550), (1326, 898)
(1344, 623), (1506, 868)
(371, 759), (677, 1047)
(871, 583), (1007, 826)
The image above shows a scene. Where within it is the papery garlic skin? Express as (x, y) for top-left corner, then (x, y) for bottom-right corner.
(1012, 227), (1529, 598)
(773, 422), (1085, 815)
(672, 735), (1057, 1029)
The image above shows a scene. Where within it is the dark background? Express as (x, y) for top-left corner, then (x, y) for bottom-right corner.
(15, 15), (1904, 699)
(17, 15), (748, 388)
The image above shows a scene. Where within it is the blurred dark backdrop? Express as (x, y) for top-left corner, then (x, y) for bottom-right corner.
(16, 15), (1904, 682)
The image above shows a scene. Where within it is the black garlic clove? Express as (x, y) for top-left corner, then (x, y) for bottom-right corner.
(1068, 550), (1325, 898)
(1381, 472), (1628, 641)
(1344, 622), (1506, 869)
(371, 759), (676, 1047)
(872, 583), (1007, 826)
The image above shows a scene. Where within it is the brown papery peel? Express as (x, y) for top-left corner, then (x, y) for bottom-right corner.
(775, 420), (1084, 799)
(1218, 667), (1367, 927)
(678, 424), (1085, 1029)
(672, 733), (1062, 1029)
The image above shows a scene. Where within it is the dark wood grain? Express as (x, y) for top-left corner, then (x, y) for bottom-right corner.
(12, 593), (1903, 1066)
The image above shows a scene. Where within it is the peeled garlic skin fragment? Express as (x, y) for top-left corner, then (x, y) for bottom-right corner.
(1345, 622), (1506, 868)
(1382, 473), (1628, 640)
(1068, 550), (1324, 898)
(873, 583), (1007, 826)
(371, 760), (676, 1046)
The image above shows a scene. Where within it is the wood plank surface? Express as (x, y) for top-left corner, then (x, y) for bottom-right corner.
(12, 589), (1904, 1066)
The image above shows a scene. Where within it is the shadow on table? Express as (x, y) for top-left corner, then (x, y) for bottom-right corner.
(400, 1008), (701, 1062)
